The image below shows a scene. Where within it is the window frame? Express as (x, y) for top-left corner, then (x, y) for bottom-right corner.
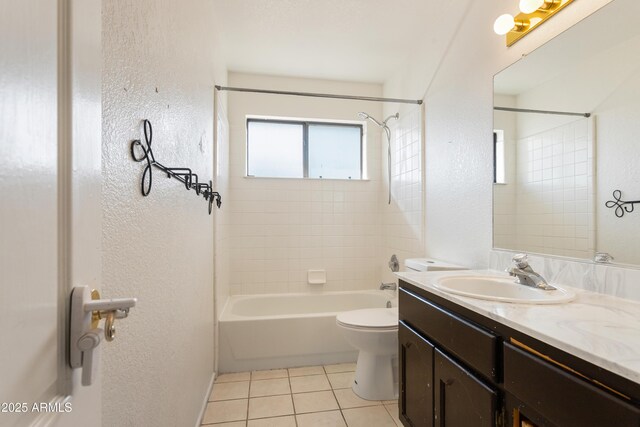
(246, 117), (364, 179)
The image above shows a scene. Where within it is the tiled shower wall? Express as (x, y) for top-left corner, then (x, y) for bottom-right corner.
(494, 118), (595, 259)
(379, 106), (424, 284)
(226, 73), (384, 295)
(227, 179), (382, 294)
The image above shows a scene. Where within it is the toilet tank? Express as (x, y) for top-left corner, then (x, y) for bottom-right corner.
(404, 258), (467, 272)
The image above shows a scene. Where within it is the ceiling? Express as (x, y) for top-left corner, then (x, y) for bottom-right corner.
(212, 0), (448, 84)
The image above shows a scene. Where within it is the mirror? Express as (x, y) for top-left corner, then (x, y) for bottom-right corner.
(493, 0), (640, 266)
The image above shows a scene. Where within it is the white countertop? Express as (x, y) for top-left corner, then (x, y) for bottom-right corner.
(396, 269), (640, 386)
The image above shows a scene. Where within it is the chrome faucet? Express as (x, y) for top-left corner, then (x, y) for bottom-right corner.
(506, 254), (556, 291)
(380, 282), (397, 291)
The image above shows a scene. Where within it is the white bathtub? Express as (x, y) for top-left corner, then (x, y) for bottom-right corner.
(218, 290), (395, 373)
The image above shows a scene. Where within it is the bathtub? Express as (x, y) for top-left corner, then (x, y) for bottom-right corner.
(218, 290), (395, 373)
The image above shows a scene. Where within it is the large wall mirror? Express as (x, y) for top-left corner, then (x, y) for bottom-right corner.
(493, 0), (640, 266)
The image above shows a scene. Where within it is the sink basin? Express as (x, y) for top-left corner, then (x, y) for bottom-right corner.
(432, 275), (575, 304)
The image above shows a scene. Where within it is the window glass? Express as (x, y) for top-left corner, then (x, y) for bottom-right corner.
(308, 124), (361, 179)
(246, 118), (363, 179)
(247, 121), (303, 178)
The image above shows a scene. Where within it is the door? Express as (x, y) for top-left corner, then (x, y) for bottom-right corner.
(399, 321), (434, 427)
(434, 349), (497, 427)
(0, 1), (102, 426)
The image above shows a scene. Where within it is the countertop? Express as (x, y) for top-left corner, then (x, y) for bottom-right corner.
(396, 269), (640, 385)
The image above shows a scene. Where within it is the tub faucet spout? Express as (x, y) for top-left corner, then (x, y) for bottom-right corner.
(380, 282), (397, 291)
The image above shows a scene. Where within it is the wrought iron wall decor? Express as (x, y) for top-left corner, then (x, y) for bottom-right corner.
(130, 119), (222, 214)
(605, 190), (639, 218)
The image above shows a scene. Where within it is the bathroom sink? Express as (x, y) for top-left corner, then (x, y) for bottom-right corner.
(432, 275), (575, 304)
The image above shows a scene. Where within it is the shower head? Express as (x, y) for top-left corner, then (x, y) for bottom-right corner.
(383, 113), (400, 126)
(357, 111), (399, 128)
(357, 111), (383, 127)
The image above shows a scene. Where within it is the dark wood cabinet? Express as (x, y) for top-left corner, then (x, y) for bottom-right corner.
(399, 281), (640, 427)
(398, 319), (497, 427)
(434, 348), (498, 427)
(503, 343), (640, 427)
(399, 321), (434, 427)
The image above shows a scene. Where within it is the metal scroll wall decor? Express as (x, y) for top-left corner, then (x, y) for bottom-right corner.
(605, 190), (640, 218)
(130, 119), (222, 214)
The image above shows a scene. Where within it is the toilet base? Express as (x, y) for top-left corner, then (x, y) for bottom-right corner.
(351, 351), (398, 401)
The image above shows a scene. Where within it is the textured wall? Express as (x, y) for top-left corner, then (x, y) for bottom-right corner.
(102, 1), (225, 425)
(383, 0), (612, 269)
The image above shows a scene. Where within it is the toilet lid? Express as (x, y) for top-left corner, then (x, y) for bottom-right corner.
(336, 308), (398, 330)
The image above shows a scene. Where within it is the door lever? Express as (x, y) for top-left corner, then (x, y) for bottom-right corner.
(69, 286), (137, 386)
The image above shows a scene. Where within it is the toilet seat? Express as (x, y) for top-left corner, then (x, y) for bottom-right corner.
(336, 308), (398, 331)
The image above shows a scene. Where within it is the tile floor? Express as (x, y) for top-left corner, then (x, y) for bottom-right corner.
(201, 363), (401, 427)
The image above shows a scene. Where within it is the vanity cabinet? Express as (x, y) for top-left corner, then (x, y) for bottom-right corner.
(503, 343), (640, 427)
(434, 348), (498, 427)
(399, 287), (499, 427)
(399, 322), (434, 427)
(399, 322), (497, 427)
(398, 280), (640, 427)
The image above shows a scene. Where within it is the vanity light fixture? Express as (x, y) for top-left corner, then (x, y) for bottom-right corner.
(494, 0), (574, 46)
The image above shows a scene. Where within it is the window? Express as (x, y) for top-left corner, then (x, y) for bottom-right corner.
(247, 118), (363, 179)
(493, 129), (505, 184)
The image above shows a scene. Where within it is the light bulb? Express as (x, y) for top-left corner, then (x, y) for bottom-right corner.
(494, 14), (515, 35)
(519, 0), (545, 14)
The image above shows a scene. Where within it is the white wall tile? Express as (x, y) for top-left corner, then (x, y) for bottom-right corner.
(496, 119), (595, 259)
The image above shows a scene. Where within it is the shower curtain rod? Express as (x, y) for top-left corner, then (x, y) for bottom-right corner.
(215, 85), (423, 105)
(494, 106), (590, 118)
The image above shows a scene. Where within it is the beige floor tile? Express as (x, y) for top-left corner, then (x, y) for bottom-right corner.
(296, 410), (347, 427)
(384, 403), (402, 427)
(216, 372), (251, 383)
(210, 381), (250, 401)
(247, 415), (296, 427)
(323, 363), (356, 374)
(251, 369), (288, 381)
(288, 366), (325, 377)
(248, 395), (294, 419)
(342, 406), (397, 427)
(250, 378), (291, 397)
(333, 388), (381, 409)
(382, 400), (398, 405)
(202, 399), (248, 424)
(207, 422), (246, 427)
(327, 372), (354, 389)
(289, 374), (331, 393)
(292, 390), (339, 414)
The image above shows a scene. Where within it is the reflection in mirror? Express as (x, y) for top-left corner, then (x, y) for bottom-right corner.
(493, 0), (640, 266)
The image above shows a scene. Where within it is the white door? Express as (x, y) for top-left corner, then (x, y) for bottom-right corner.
(1, 1), (103, 426)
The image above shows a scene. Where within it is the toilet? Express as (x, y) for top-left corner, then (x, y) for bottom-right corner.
(336, 258), (467, 400)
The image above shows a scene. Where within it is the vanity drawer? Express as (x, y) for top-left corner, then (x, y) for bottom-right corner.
(504, 342), (640, 427)
(399, 288), (498, 382)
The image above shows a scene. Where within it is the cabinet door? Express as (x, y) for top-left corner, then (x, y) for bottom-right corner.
(434, 349), (498, 427)
(399, 321), (434, 427)
(504, 343), (640, 427)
